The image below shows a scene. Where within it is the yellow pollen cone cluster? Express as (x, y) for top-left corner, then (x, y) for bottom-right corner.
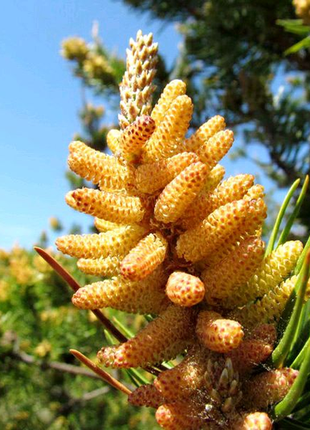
(56, 30), (304, 430)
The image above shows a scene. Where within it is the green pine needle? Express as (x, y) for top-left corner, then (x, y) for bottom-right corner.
(273, 253), (310, 420)
(104, 329), (116, 346)
(295, 234), (310, 275)
(272, 251), (310, 367)
(265, 179), (300, 257)
(285, 36), (310, 55)
(112, 316), (135, 338)
(125, 368), (149, 386)
(277, 176), (309, 248)
(290, 332), (310, 369)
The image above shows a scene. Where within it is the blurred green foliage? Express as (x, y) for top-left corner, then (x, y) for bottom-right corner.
(0, 245), (157, 429)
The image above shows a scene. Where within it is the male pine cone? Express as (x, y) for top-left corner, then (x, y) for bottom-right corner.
(56, 31), (304, 430)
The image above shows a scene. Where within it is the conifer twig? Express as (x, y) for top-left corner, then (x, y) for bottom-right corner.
(34, 247), (127, 343)
(70, 349), (132, 395)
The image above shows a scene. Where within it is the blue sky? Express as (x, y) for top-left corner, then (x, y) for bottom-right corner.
(0, 0), (183, 249)
(0, 0), (279, 250)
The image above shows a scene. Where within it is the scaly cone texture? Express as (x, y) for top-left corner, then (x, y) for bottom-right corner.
(179, 173), (255, 229)
(56, 31), (305, 429)
(243, 368), (299, 409)
(119, 30), (158, 128)
(202, 236), (265, 307)
(120, 232), (168, 281)
(231, 412), (273, 430)
(77, 255), (121, 277)
(72, 266), (168, 315)
(120, 115), (155, 162)
(196, 311), (244, 353)
(227, 324), (277, 375)
(97, 305), (195, 368)
(165, 272), (205, 307)
(67, 141), (134, 191)
(153, 344), (211, 400)
(154, 162), (209, 223)
(128, 384), (165, 409)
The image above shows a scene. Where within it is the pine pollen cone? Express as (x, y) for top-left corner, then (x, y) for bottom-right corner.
(56, 30), (302, 429)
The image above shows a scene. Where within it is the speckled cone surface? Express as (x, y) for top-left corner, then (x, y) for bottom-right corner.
(56, 30), (304, 430)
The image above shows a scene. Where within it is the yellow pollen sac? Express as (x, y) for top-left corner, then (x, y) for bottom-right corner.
(176, 198), (251, 262)
(77, 256), (121, 277)
(154, 344), (209, 401)
(151, 79), (186, 125)
(55, 225), (146, 259)
(243, 368), (299, 410)
(231, 275), (299, 328)
(72, 267), (168, 315)
(65, 188), (145, 224)
(120, 232), (168, 281)
(245, 240), (304, 301)
(196, 129), (234, 168)
(154, 162), (209, 223)
(97, 305), (195, 368)
(196, 310), (244, 353)
(201, 164), (226, 193)
(128, 384), (165, 409)
(106, 129), (121, 154)
(68, 141), (133, 191)
(227, 324), (277, 375)
(211, 174), (255, 206)
(120, 115), (155, 161)
(244, 184), (265, 200)
(94, 218), (120, 232)
(142, 95), (193, 162)
(135, 152), (199, 194)
(165, 272), (205, 307)
(184, 115), (226, 153)
(180, 173), (255, 229)
(202, 236), (265, 307)
(239, 198), (267, 237)
(155, 401), (205, 430)
(231, 412), (273, 430)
